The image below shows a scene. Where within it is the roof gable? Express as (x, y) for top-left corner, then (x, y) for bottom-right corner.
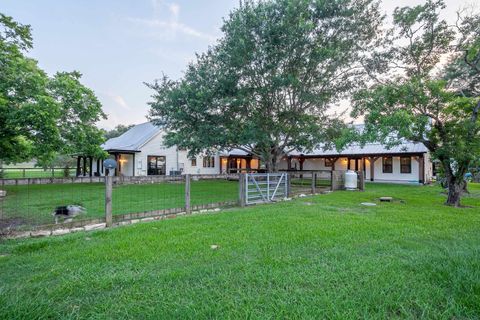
(102, 122), (161, 152)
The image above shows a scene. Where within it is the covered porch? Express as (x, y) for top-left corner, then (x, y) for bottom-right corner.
(74, 151), (138, 177)
(284, 152), (426, 184)
(219, 155), (262, 174)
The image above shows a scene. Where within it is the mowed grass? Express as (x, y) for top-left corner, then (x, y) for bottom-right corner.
(0, 183), (479, 319)
(0, 179), (238, 227)
(2, 169), (74, 179)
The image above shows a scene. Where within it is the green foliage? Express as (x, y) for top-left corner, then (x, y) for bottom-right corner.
(148, 0), (383, 171)
(351, 0), (480, 206)
(0, 13), (106, 164)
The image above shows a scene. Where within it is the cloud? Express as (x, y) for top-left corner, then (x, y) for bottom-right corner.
(106, 92), (131, 110)
(129, 0), (217, 42)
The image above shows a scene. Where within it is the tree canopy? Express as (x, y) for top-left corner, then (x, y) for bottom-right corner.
(351, 0), (480, 206)
(0, 13), (106, 165)
(148, 0), (383, 171)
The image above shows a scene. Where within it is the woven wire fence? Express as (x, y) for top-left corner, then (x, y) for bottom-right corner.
(0, 178), (105, 233)
(0, 174), (240, 235)
(287, 171), (333, 195)
(190, 174), (239, 210)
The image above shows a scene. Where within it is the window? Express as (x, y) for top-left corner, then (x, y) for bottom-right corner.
(203, 156), (215, 168)
(400, 156), (411, 174)
(191, 158), (197, 167)
(382, 157), (393, 173)
(147, 156), (166, 176)
(325, 158), (333, 167)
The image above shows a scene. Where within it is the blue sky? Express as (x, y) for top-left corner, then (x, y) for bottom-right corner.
(2, 0), (475, 129)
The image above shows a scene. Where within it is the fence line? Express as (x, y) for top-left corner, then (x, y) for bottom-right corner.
(0, 171), (362, 236)
(1, 167), (75, 179)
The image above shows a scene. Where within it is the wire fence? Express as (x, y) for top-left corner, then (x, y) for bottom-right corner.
(1, 167), (75, 179)
(0, 174), (240, 235)
(0, 171), (359, 236)
(287, 170), (333, 195)
(0, 177), (105, 232)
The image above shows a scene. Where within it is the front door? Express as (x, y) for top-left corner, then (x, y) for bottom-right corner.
(147, 156), (166, 175)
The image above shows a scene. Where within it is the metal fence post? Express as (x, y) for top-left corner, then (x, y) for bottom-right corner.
(239, 173), (246, 207)
(185, 174), (191, 214)
(105, 176), (113, 227)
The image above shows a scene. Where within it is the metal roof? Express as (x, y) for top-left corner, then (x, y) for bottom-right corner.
(220, 142), (428, 157)
(289, 142), (428, 157)
(102, 122), (161, 152)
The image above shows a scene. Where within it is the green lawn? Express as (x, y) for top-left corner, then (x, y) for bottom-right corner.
(0, 179), (238, 227)
(2, 168), (74, 179)
(0, 183), (479, 319)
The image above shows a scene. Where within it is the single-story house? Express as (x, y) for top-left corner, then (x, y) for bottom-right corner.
(279, 142), (433, 184)
(74, 122), (434, 183)
(75, 122), (220, 177)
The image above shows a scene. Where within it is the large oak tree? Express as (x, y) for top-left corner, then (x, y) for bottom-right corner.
(148, 0), (383, 171)
(0, 13), (106, 167)
(351, 0), (480, 206)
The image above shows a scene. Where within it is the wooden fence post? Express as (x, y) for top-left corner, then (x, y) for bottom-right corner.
(330, 171), (335, 191)
(286, 172), (291, 197)
(358, 171), (365, 191)
(311, 172), (316, 194)
(105, 176), (113, 227)
(185, 174), (191, 214)
(239, 173), (246, 207)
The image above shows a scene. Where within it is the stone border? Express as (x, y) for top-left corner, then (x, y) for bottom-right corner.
(1, 208), (222, 240)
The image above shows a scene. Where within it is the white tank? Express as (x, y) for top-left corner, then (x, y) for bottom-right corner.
(344, 170), (358, 190)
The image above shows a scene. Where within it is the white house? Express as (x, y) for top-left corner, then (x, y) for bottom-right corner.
(75, 122), (220, 177)
(74, 122), (434, 183)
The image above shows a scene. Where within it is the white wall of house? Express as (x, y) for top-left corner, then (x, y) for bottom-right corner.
(365, 156), (420, 183)
(279, 155), (429, 183)
(98, 133), (221, 176)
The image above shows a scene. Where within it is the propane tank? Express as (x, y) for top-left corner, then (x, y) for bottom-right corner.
(344, 170), (358, 190)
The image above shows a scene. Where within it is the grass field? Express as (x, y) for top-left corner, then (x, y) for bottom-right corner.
(0, 183), (479, 319)
(0, 179), (238, 227)
(1, 168), (74, 179)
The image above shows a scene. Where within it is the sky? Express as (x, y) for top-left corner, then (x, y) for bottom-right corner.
(1, 0), (476, 129)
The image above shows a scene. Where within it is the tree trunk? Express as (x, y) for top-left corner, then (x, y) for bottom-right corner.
(446, 179), (464, 207)
(440, 159), (467, 207)
(263, 149), (282, 173)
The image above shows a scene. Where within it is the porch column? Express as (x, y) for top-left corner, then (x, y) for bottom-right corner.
(89, 156), (93, 177)
(114, 153), (119, 176)
(287, 156), (292, 170)
(347, 158), (351, 170)
(369, 157), (377, 181)
(418, 155), (425, 184)
(76, 156), (81, 176)
(96, 158), (100, 176)
(331, 158), (336, 171)
(246, 157), (251, 171)
(82, 156), (87, 177)
(132, 153), (136, 176)
(299, 156), (305, 171)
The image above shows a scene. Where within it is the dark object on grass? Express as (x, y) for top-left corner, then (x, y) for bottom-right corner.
(379, 197), (393, 202)
(53, 205), (86, 224)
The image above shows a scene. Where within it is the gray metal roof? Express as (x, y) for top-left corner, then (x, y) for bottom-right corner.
(221, 142), (428, 157)
(289, 142), (428, 157)
(102, 122), (161, 152)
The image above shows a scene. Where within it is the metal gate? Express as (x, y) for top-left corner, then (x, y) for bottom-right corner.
(245, 173), (288, 205)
